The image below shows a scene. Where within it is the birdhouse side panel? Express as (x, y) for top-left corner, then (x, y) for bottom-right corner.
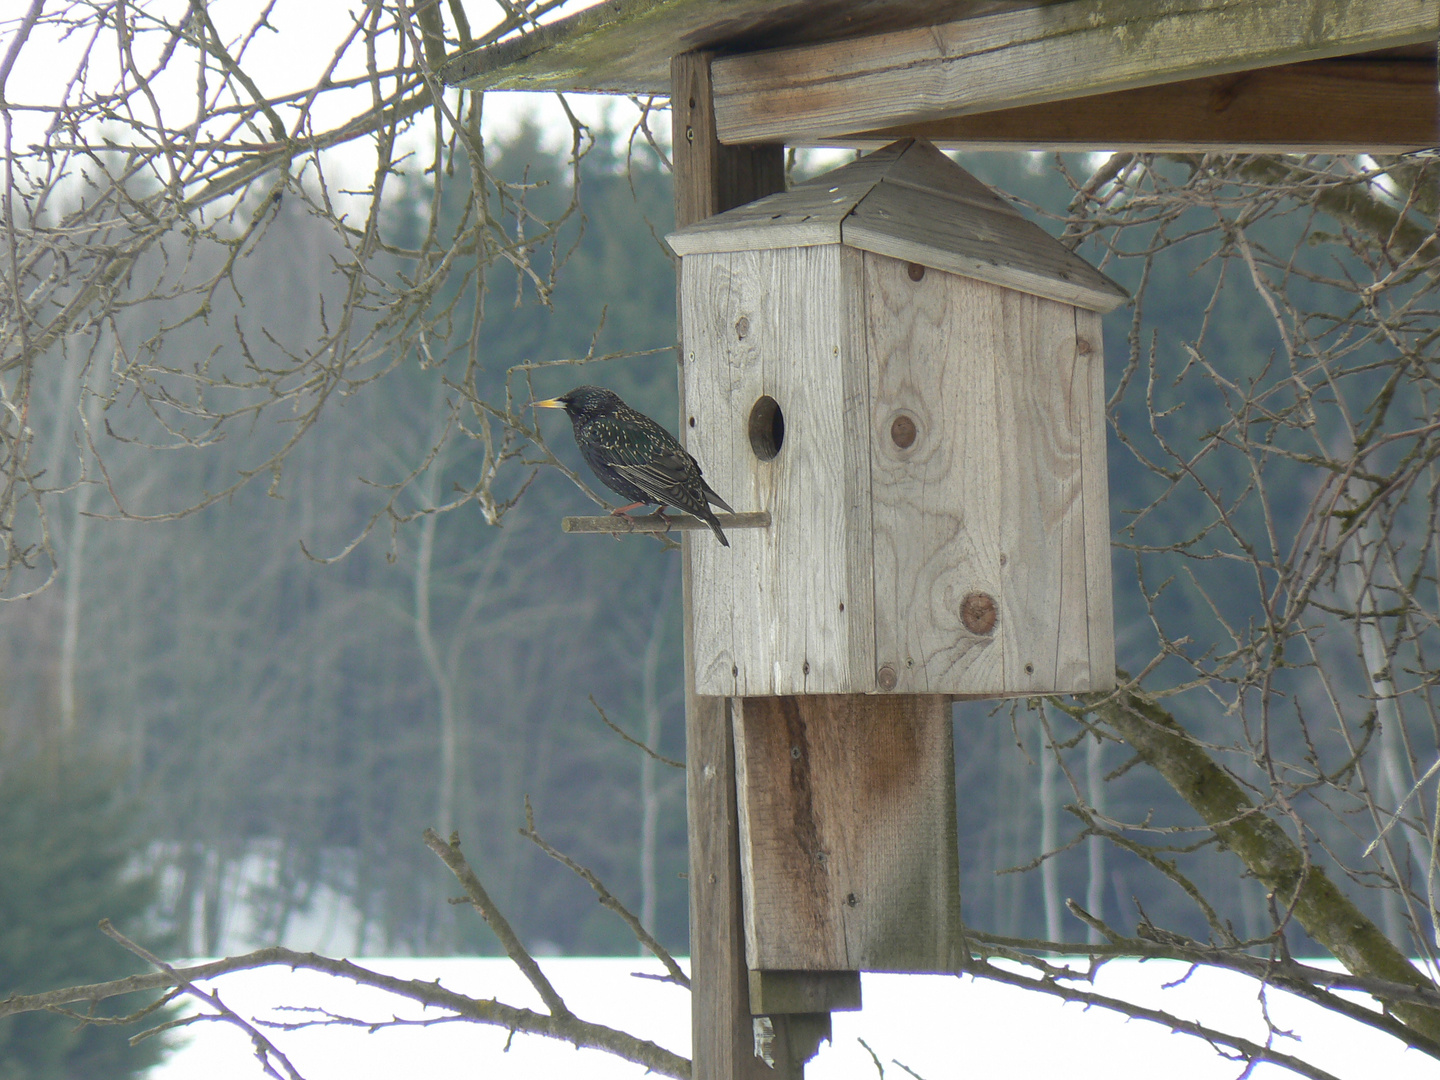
(994, 291), (1114, 693)
(1079, 307), (1117, 689)
(867, 256), (1007, 694)
(682, 246), (875, 695)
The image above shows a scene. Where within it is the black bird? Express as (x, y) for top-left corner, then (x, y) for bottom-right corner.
(532, 385), (734, 546)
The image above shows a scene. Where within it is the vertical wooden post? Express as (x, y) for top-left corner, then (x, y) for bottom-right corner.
(672, 51), (784, 1080)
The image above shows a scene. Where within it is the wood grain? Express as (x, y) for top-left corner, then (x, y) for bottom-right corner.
(732, 695), (962, 972)
(712, 0), (1439, 143)
(845, 57), (1439, 154)
(673, 51), (784, 1080)
(868, 257), (1004, 695)
(684, 245), (876, 696)
(1078, 306), (1117, 689)
(441, 0), (1059, 95)
(748, 970), (862, 1014)
(867, 254), (1114, 695)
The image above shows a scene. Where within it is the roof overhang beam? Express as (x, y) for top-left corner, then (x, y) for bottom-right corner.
(711, 0), (1440, 148)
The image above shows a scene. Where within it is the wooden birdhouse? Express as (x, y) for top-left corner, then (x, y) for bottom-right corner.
(668, 139), (1127, 698)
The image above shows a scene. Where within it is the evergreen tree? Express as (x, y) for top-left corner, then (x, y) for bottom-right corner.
(0, 743), (177, 1080)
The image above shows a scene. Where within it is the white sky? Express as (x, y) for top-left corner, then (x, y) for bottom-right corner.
(1, 0), (871, 211)
(2, 0), (658, 203)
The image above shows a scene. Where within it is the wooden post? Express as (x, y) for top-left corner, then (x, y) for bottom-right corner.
(673, 51), (784, 1080)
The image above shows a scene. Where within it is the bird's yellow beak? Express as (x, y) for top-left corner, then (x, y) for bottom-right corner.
(530, 397), (566, 409)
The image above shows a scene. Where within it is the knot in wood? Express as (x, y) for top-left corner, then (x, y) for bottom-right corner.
(890, 413), (917, 450)
(735, 315), (750, 340)
(876, 665), (898, 691)
(961, 592), (998, 635)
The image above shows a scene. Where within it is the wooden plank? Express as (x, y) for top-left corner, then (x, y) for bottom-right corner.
(842, 57), (1440, 153)
(1077, 307), (1117, 689)
(440, 0), (1048, 95)
(843, 178), (1127, 313)
(664, 184), (852, 257)
(672, 137), (1125, 323)
(732, 695), (962, 972)
(868, 256), (1111, 695)
(748, 970), (863, 1014)
(995, 290), (1104, 692)
(685, 245), (876, 696)
(712, 0), (1440, 143)
(868, 258), (1006, 695)
(673, 51), (785, 1080)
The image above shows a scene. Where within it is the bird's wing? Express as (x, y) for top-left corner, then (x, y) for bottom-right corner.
(609, 450), (702, 509)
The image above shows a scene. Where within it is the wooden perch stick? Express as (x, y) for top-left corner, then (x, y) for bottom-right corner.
(561, 511), (770, 536)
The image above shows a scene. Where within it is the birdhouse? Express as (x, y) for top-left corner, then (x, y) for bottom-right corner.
(667, 139), (1126, 698)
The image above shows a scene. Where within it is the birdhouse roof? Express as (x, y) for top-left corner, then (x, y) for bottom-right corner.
(666, 139), (1128, 313)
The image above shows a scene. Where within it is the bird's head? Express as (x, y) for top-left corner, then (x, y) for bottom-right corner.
(530, 385), (622, 423)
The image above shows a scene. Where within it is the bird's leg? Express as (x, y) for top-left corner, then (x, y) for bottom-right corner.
(609, 502), (649, 516)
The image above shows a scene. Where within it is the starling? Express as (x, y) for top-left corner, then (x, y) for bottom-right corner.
(532, 385), (734, 546)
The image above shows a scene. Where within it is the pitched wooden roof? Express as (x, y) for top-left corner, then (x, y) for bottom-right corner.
(667, 139), (1128, 312)
(441, 0), (1438, 153)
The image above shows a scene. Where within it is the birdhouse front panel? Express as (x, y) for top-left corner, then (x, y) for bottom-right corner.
(683, 244), (877, 697)
(865, 252), (1114, 695)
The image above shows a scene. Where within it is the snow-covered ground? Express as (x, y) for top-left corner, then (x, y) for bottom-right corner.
(147, 956), (1431, 1079)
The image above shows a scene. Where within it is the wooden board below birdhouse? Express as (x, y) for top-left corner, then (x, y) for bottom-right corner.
(731, 694), (962, 972)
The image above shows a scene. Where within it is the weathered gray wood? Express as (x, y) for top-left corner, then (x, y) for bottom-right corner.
(561, 511), (770, 536)
(748, 970), (863, 1014)
(867, 257), (1003, 694)
(673, 51), (785, 1080)
(731, 695), (962, 972)
(684, 245), (877, 697)
(842, 56), (1439, 154)
(1077, 307), (1117, 689)
(669, 139), (1127, 313)
(441, 0), (1046, 94)
(867, 255), (1115, 695)
(711, 0), (1440, 143)
(843, 173), (1127, 313)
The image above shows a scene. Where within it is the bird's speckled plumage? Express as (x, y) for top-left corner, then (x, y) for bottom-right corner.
(534, 385), (734, 546)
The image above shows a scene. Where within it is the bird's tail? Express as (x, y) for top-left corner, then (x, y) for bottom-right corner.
(704, 509), (730, 547)
(703, 480), (735, 515)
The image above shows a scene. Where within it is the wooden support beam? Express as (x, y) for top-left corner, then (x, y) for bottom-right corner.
(732, 696), (963, 973)
(839, 58), (1439, 154)
(673, 50), (785, 1080)
(712, 0), (1440, 144)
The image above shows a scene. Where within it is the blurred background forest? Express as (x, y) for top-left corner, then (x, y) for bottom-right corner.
(3, 114), (1399, 966)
